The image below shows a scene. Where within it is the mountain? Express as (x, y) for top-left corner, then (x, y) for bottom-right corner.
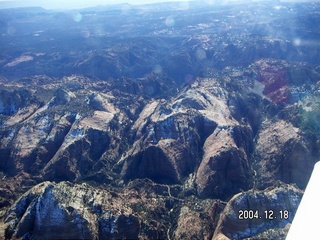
(1, 1), (320, 239)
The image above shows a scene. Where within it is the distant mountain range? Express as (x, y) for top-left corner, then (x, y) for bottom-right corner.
(0, 0), (316, 10)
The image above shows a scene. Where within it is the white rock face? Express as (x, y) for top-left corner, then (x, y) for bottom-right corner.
(213, 184), (303, 239)
(4, 181), (140, 240)
(14, 115), (52, 158)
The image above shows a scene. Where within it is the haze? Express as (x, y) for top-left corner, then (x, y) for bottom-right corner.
(1, 0), (189, 9)
(0, 0), (314, 10)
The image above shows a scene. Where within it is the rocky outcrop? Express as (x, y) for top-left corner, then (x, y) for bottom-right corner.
(196, 126), (253, 199)
(4, 181), (140, 240)
(0, 89), (32, 116)
(2, 179), (224, 240)
(121, 101), (217, 184)
(1, 58), (319, 238)
(213, 183), (302, 239)
(4, 181), (301, 240)
(173, 206), (213, 240)
(254, 119), (318, 189)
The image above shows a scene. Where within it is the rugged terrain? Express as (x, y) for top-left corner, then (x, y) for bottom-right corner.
(1, 1), (320, 239)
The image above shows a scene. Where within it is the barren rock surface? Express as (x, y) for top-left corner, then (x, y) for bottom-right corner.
(4, 181), (140, 240)
(213, 184), (302, 239)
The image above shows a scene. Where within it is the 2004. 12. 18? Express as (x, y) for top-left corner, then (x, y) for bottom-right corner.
(238, 209), (289, 220)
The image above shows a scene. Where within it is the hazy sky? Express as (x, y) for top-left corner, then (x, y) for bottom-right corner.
(0, 0), (191, 9)
(0, 0), (314, 9)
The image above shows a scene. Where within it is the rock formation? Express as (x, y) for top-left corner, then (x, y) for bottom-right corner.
(213, 183), (302, 239)
(4, 181), (140, 240)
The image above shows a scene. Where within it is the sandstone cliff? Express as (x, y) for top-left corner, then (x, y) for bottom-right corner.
(2, 58), (319, 239)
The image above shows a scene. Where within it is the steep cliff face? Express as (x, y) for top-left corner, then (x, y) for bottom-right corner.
(121, 97), (218, 184)
(1, 2), (320, 239)
(4, 181), (140, 240)
(254, 119), (317, 190)
(0, 89), (32, 116)
(1, 58), (320, 239)
(3, 179), (223, 240)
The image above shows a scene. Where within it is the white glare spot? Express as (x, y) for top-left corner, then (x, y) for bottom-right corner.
(153, 65), (163, 74)
(7, 26), (16, 36)
(165, 17), (175, 27)
(293, 38), (302, 46)
(196, 49), (207, 61)
(274, 6), (282, 10)
(73, 12), (82, 22)
(205, 0), (230, 5)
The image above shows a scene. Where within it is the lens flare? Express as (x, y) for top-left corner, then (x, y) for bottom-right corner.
(196, 48), (207, 61)
(7, 26), (16, 36)
(293, 38), (301, 46)
(153, 64), (163, 74)
(73, 12), (82, 22)
(165, 17), (175, 27)
(82, 29), (91, 38)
